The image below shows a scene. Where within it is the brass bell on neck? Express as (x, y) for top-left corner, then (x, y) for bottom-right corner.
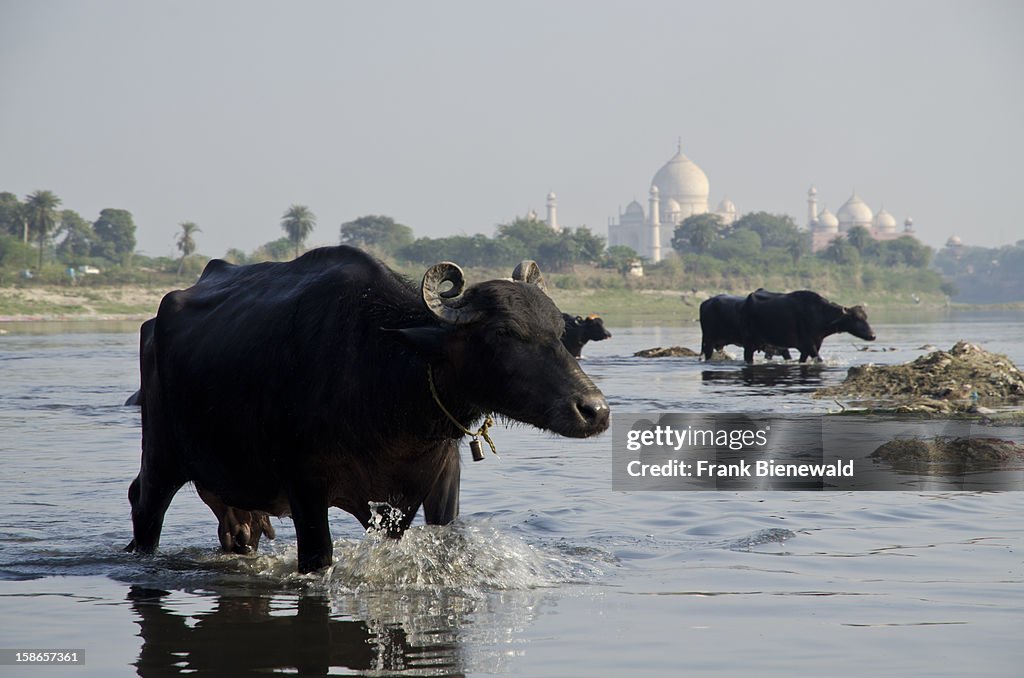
(470, 438), (485, 462)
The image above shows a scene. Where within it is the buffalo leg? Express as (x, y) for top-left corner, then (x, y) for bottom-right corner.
(743, 344), (755, 364)
(423, 447), (461, 525)
(127, 465), (186, 554)
(287, 482), (333, 573)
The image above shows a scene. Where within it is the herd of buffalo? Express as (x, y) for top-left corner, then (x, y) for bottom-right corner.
(124, 245), (875, 572)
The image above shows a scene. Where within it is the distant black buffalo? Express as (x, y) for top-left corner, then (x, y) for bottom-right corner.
(561, 313), (612, 358)
(742, 289), (876, 363)
(127, 246), (609, 572)
(699, 294), (792, 361)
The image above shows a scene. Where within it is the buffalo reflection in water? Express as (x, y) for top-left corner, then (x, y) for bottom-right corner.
(701, 363), (828, 389)
(128, 585), (465, 676)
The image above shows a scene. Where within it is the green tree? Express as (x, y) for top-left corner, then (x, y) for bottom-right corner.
(92, 208), (137, 265)
(495, 216), (560, 258)
(786, 232), (811, 265)
(339, 215), (413, 256)
(253, 237), (295, 262)
(223, 248), (248, 265)
(0, 235), (35, 270)
(730, 212), (801, 249)
(176, 221), (201, 275)
(55, 210), (96, 263)
(821, 236), (861, 265)
(874, 236), (933, 268)
(536, 231), (581, 273)
(281, 204), (316, 259)
(604, 245), (640, 274)
(846, 225), (872, 255)
(672, 213), (722, 255)
(571, 226), (606, 265)
(25, 190), (62, 269)
(0, 192), (25, 239)
(710, 228), (761, 261)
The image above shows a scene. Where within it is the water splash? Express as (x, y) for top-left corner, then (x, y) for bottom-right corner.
(225, 519), (602, 595)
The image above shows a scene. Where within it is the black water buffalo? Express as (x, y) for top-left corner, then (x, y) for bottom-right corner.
(561, 313), (612, 358)
(127, 246), (609, 573)
(742, 289), (876, 364)
(699, 294), (792, 361)
(125, 317), (278, 554)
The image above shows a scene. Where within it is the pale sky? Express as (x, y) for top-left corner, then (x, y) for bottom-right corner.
(2, 0), (1022, 258)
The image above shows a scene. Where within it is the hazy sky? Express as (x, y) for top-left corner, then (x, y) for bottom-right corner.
(2, 0), (1022, 258)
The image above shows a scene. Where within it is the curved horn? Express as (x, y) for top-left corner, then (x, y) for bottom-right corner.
(421, 262), (479, 325)
(511, 260), (547, 291)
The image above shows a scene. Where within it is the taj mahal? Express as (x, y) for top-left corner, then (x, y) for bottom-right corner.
(605, 143), (916, 261)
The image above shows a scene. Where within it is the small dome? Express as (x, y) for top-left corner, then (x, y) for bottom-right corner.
(808, 185), (817, 196)
(816, 208), (839, 231)
(547, 191), (556, 201)
(873, 208), (897, 232)
(665, 198), (682, 214)
(624, 200), (644, 216)
(716, 197), (737, 214)
(946, 235), (962, 247)
(837, 193), (873, 229)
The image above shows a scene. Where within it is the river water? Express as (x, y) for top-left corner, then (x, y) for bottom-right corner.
(1, 312), (1022, 676)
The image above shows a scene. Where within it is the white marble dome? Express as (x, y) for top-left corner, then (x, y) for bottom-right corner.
(624, 200), (644, 216)
(651, 148), (710, 204)
(816, 208), (839, 232)
(836, 193), (873, 230)
(873, 208), (897, 232)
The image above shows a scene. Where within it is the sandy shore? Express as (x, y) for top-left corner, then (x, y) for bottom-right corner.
(0, 285), (174, 322)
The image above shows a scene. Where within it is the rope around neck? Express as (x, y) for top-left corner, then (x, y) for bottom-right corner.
(427, 365), (498, 458)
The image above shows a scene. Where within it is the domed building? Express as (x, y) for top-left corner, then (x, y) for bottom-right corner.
(873, 208), (897, 234)
(835, 192), (873, 231)
(609, 142), (733, 262)
(807, 186), (916, 252)
(715, 197), (739, 226)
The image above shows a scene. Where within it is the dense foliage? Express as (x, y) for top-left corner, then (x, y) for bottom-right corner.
(934, 240), (1024, 303)
(0, 188), (984, 304)
(0, 191), (141, 281)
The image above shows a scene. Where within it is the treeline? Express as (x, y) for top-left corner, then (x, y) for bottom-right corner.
(0, 191), (137, 277)
(934, 240), (1024, 303)
(671, 211), (933, 269)
(221, 214), (612, 274)
(2, 187), (951, 303)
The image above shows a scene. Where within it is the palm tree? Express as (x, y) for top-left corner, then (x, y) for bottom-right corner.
(25, 190), (62, 270)
(280, 205), (316, 259)
(176, 221), (201, 275)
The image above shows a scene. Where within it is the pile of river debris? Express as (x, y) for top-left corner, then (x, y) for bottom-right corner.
(634, 346), (700, 358)
(815, 340), (1024, 414)
(871, 436), (1024, 466)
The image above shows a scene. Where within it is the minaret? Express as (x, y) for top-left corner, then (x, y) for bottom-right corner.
(649, 185), (662, 263)
(807, 186), (818, 228)
(546, 191), (558, 231)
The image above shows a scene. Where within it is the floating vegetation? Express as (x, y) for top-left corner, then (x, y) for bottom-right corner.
(872, 436), (1024, 464)
(634, 346), (700, 358)
(816, 341), (1024, 414)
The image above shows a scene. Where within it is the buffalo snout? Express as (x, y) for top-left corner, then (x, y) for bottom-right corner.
(571, 391), (610, 435)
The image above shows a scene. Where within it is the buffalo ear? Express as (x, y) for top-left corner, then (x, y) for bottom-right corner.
(388, 325), (452, 359)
